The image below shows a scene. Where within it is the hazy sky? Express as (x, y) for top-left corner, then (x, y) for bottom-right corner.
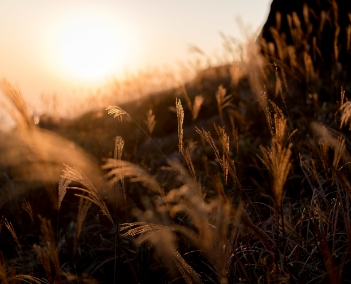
(0, 0), (271, 110)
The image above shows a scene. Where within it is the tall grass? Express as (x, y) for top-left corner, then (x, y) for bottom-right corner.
(1, 23), (351, 283)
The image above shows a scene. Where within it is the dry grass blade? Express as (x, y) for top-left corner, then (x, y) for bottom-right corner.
(37, 216), (61, 280)
(333, 136), (345, 170)
(269, 100), (287, 144)
(341, 87), (345, 105)
(12, 275), (46, 283)
(258, 91), (274, 136)
(339, 101), (351, 130)
(258, 143), (292, 209)
(192, 95), (204, 121)
(114, 136), (124, 161)
(121, 222), (175, 239)
(257, 103), (292, 210)
(180, 85), (203, 121)
(21, 200), (34, 222)
(176, 98), (184, 153)
(114, 136), (126, 201)
(180, 84), (192, 112)
(1, 257), (43, 284)
(58, 178), (71, 210)
(311, 122), (351, 165)
(196, 127), (220, 162)
(74, 197), (91, 255)
(0, 79), (32, 128)
(229, 116), (239, 155)
(121, 222), (201, 283)
(211, 173), (226, 201)
(215, 125), (230, 184)
(0, 215), (4, 234)
(61, 165), (113, 224)
(33, 244), (52, 282)
(183, 147), (197, 181)
(215, 85), (233, 122)
(196, 126), (241, 188)
(106, 105), (130, 122)
(4, 218), (22, 254)
(144, 109), (156, 135)
(103, 159), (165, 197)
(0, 253), (9, 284)
(172, 249), (203, 284)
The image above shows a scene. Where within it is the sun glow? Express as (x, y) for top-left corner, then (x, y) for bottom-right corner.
(49, 12), (130, 84)
(61, 21), (119, 80)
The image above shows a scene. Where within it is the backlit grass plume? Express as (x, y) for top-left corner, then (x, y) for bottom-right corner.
(257, 95), (292, 210)
(106, 105), (130, 122)
(176, 98), (184, 153)
(60, 165), (113, 225)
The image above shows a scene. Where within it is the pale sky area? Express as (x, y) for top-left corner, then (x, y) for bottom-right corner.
(0, 0), (271, 116)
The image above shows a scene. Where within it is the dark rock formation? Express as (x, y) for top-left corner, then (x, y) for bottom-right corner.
(259, 0), (351, 100)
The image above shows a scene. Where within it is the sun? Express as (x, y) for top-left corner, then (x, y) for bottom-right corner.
(57, 15), (125, 82)
(61, 21), (118, 79)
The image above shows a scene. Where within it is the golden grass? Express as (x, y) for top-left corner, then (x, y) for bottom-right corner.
(1, 20), (351, 282)
(144, 109), (156, 135)
(21, 200), (34, 222)
(33, 217), (61, 282)
(60, 165), (114, 224)
(257, 96), (292, 210)
(176, 98), (184, 154)
(180, 85), (204, 121)
(3, 218), (22, 255)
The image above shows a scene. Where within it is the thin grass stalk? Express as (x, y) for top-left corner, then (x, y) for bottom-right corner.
(113, 136), (124, 283)
(61, 165), (114, 225)
(21, 200), (34, 222)
(176, 98), (184, 153)
(3, 218), (22, 255)
(74, 196), (91, 256)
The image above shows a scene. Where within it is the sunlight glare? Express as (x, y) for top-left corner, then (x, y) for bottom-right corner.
(61, 23), (117, 78)
(57, 15), (127, 83)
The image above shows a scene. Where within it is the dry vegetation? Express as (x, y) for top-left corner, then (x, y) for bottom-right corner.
(1, 25), (351, 284)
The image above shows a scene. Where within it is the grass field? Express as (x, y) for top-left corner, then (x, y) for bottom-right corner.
(1, 34), (351, 283)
